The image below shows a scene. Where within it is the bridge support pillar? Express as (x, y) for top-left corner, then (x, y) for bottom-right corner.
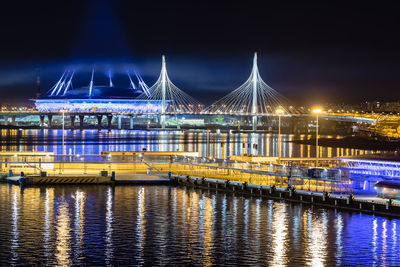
(304, 117), (310, 133)
(252, 115), (257, 131)
(47, 114), (53, 128)
(79, 115), (85, 129)
(70, 115), (76, 130)
(130, 116), (134, 129)
(107, 115), (113, 130)
(3, 115), (8, 126)
(96, 115), (103, 129)
(117, 115), (122, 129)
(290, 117), (299, 134)
(39, 115), (45, 128)
(11, 116), (16, 126)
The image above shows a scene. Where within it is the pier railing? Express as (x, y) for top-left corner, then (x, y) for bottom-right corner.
(0, 153), (352, 194)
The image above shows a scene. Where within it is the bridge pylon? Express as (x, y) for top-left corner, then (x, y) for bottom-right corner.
(204, 52), (296, 129)
(137, 55), (204, 124)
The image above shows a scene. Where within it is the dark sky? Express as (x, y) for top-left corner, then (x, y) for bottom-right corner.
(0, 0), (399, 105)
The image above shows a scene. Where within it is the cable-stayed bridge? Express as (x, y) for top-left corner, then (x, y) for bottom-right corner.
(0, 53), (378, 131)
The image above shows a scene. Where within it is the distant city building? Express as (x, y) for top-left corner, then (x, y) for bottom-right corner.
(361, 101), (400, 113)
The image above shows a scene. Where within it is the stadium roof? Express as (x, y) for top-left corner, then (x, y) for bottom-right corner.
(40, 86), (143, 100)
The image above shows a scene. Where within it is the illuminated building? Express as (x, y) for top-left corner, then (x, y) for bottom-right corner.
(33, 70), (167, 113)
(341, 157), (400, 193)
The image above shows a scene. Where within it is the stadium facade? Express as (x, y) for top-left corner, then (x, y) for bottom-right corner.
(33, 70), (167, 113)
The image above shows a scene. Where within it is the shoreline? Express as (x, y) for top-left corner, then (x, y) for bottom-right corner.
(290, 136), (400, 151)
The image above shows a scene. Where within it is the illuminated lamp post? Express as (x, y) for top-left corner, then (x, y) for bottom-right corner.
(312, 108), (323, 167)
(276, 108), (285, 159)
(62, 109), (66, 155)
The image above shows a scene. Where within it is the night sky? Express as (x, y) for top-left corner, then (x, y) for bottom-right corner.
(0, 0), (399, 105)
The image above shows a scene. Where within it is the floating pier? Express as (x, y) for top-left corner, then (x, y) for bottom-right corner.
(3, 173), (113, 185)
(1, 172), (170, 186)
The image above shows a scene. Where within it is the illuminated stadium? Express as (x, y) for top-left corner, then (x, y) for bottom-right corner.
(33, 69), (167, 113)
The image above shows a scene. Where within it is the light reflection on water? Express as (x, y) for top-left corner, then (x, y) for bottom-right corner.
(0, 185), (399, 265)
(105, 187), (113, 266)
(10, 188), (19, 266)
(55, 198), (71, 266)
(0, 129), (374, 158)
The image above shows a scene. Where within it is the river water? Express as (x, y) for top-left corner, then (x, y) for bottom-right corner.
(1, 129), (392, 266)
(0, 184), (399, 266)
(0, 129), (373, 158)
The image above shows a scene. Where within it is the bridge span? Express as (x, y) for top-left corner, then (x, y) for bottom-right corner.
(0, 110), (375, 134)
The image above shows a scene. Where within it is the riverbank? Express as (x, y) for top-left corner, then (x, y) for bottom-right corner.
(291, 136), (400, 151)
(172, 174), (400, 218)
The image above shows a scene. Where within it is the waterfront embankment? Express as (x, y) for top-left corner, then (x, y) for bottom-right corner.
(171, 174), (400, 218)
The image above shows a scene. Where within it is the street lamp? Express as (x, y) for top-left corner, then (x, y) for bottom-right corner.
(312, 108), (323, 167)
(61, 109), (66, 155)
(276, 108), (285, 158)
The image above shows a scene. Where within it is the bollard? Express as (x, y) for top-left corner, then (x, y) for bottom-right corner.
(288, 186), (296, 197)
(372, 205), (375, 211)
(322, 192), (330, 202)
(168, 172), (172, 181)
(270, 185), (276, 194)
(334, 200), (337, 206)
(386, 199), (393, 210)
(359, 203), (362, 209)
(300, 195), (303, 201)
(311, 196), (314, 203)
(8, 169), (13, 177)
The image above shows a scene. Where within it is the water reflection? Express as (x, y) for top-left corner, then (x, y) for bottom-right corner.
(271, 203), (288, 266)
(0, 129), (374, 158)
(203, 193), (214, 266)
(105, 187), (113, 265)
(303, 209), (328, 267)
(373, 218), (378, 265)
(335, 213), (343, 266)
(136, 187), (146, 264)
(382, 220), (387, 266)
(44, 188), (54, 263)
(73, 189), (85, 263)
(0, 185), (399, 266)
(55, 198), (71, 266)
(392, 221), (397, 263)
(10, 188), (19, 265)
